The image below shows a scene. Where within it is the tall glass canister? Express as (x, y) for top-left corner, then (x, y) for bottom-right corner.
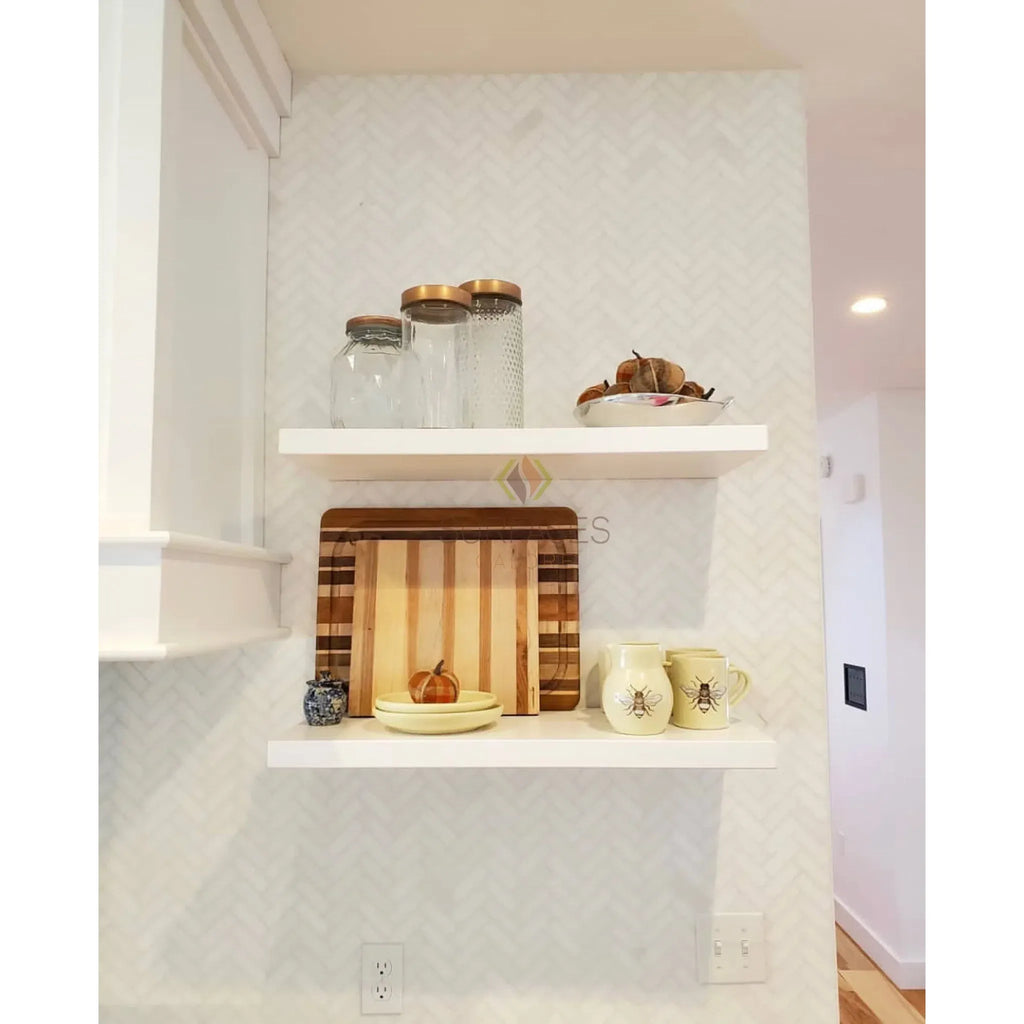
(459, 279), (524, 428)
(401, 285), (473, 428)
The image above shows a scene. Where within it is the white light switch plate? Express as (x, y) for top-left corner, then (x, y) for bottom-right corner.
(696, 913), (768, 983)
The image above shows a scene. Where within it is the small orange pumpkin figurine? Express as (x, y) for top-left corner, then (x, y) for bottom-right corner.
(408, 660), (461, 703)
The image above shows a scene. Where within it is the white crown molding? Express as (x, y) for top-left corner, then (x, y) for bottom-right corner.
(223, 0), (292, 115)
(181, 13), (260, 150)
(179, 0), (291, 156)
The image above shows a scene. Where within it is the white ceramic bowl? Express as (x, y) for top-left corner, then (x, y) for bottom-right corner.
(573, 392), (734, 427)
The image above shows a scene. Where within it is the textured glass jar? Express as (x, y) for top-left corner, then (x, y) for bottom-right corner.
(460, 279), (524, 428)
(330, 316), (412, 428)
(400, 285), (473, 428)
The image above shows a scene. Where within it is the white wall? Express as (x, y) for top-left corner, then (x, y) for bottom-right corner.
(100, 71), (836, 1023)
(819, 388), (925, 987)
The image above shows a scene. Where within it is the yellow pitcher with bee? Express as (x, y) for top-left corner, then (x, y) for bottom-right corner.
(600, 643), (673, 735)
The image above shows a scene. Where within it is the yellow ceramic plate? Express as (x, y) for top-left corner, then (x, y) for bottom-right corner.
(374, 690), (498, 715)
(373, 703), (503, 734)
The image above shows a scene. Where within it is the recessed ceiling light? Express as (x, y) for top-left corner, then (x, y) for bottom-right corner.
(850, 296), (887, 315)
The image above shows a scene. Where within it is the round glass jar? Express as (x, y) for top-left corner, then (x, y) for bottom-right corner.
(459, 279), (524, 428)
(400, 285), (473, 428)
(330, 315), (411, 428)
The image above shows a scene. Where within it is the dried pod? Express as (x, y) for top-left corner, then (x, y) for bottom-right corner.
(576, 380), (609, 405)
(604, 382), (631, 396)
(615, 350), (644, 384)
(629, 358), (686, 395)
(679, 380), (705, 398)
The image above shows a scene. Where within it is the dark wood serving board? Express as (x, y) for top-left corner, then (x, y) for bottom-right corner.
(316, 507), (580, 713)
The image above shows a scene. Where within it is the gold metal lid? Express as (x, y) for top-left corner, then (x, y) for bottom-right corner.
(345, 315), (401, 332)
(458, 279), (523, 303)
(400, 284), (472, 309)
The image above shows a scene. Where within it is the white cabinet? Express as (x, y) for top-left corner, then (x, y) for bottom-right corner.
(99, 0), (292, 659)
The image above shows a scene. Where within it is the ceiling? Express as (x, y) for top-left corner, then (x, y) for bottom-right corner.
(259, 0), (924, 416)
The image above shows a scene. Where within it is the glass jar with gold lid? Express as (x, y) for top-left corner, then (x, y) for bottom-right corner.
(459, 279), (524, 428)
(330, 315), (413, 428)
(400, 285), (473, 428)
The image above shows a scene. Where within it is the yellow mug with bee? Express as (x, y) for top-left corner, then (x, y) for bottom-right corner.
(668, 653), (750, 730)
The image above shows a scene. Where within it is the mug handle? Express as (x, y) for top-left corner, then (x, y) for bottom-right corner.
(728, 668), (751, 706)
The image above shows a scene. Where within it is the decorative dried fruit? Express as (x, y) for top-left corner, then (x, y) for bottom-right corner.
(604, 382), (631, 396)
(629, 358), (686, 395)
(679, 380), (705, 398)
(576, 380), (609, 405)
(616, 350), (644, 384)
(409, 660), (461, 703)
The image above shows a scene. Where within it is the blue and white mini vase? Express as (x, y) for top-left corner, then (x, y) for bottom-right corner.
(303, 671), (348, 726)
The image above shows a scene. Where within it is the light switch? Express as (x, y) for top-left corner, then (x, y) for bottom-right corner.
(696, 913), (768, 984)
(842, 473), (866, 504)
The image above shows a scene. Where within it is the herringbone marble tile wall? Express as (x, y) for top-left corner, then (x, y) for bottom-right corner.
(99, 72), (837, 1022)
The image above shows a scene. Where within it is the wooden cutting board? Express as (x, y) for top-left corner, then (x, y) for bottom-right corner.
(348, 538), (539, 717)
(316, 508), (580, 712)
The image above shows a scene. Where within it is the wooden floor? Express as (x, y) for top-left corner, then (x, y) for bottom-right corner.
(836, 925), (925, 1023)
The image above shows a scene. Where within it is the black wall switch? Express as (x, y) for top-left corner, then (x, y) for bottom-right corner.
(844, 664), (867, 710)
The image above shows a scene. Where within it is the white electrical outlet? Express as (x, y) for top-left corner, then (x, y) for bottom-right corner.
(361, 944), (403, 1015)
(696, 913), (767, 984)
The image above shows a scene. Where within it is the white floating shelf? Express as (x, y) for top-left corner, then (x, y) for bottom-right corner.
(99, 532), (291, 661)
(267, 710), (776, 769)
(278, 426), (768, 481)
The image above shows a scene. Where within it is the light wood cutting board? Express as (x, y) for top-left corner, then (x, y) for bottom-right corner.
(347, 538), (539, 717)
(315, 507), (580, 711)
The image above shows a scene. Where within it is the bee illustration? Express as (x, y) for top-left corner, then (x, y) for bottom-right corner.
(615, 685), (664, 719)
(681, 675), (727, 714)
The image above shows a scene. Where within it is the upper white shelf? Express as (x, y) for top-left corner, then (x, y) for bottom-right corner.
(267, 710), (776, 769)
(278, 426), (768, 481)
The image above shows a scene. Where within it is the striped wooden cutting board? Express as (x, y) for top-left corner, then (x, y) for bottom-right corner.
(316, 508), (580, 711)
(348, 539), (539, 717)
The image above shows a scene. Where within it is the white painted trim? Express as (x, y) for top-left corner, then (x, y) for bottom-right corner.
(99, 531), (290, 564)
(834, 896), (925, 990)
(101, 626), (290, 662)
(101, 0), (182, 533)
(181, 13), (260, 149)
(178, 0), (282, 155)
(100, 532), (290, 659)
(222, 0), (292, 115)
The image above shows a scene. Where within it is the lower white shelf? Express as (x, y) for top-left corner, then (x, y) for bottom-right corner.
(266, 710), (776, 769)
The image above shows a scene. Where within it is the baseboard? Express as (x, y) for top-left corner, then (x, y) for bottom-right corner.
(835, 897), (925, 990)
